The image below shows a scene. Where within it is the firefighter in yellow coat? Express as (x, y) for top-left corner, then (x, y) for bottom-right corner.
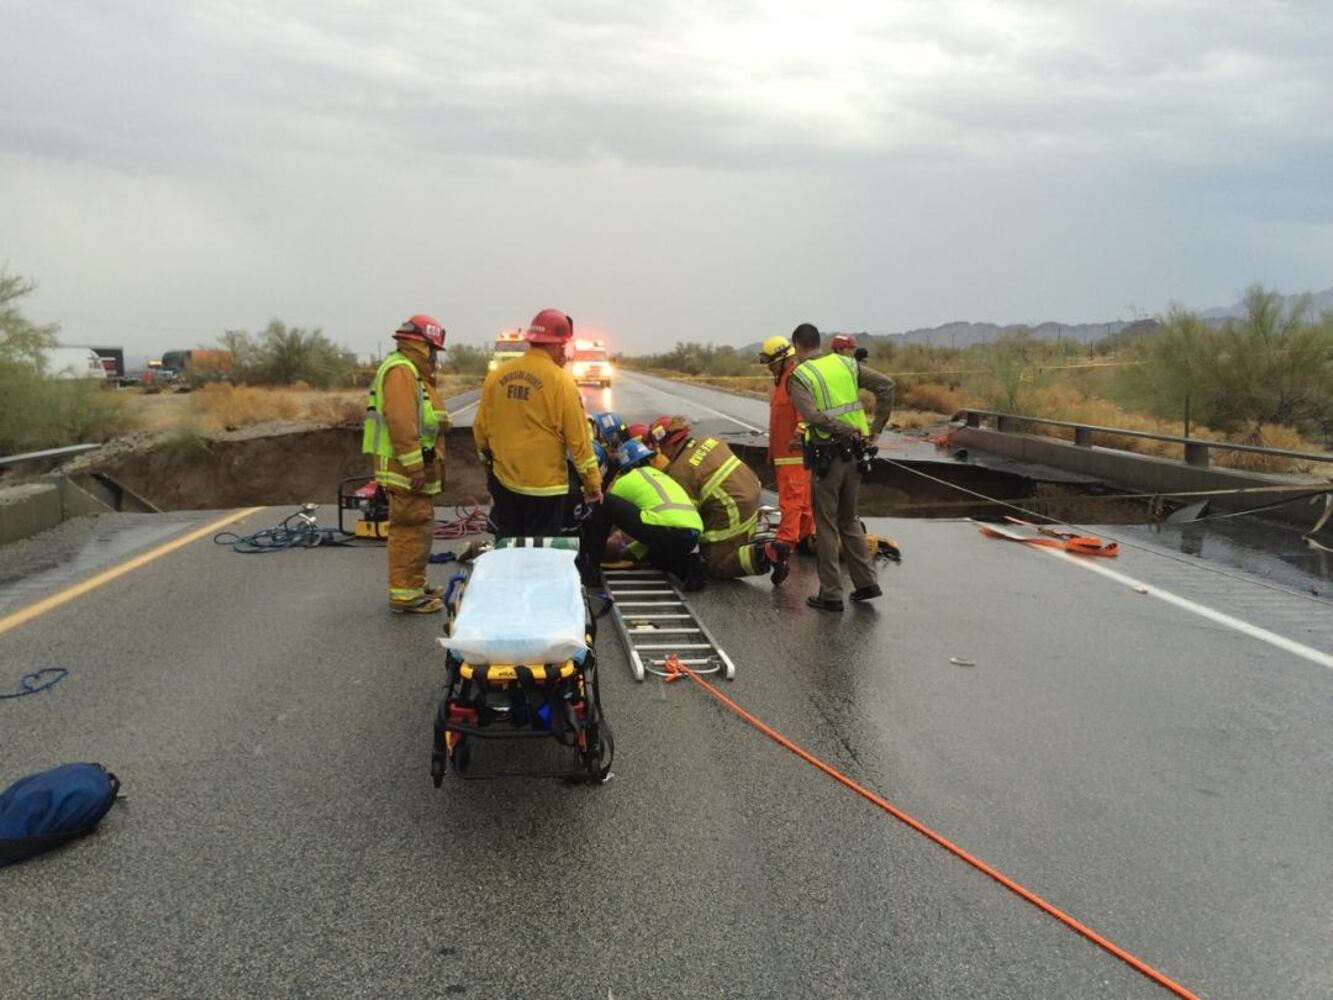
(650, 415), (791, 585)
(363, 314), (449, 614)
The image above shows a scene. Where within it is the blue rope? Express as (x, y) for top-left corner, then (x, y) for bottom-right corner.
(0, 667), (69, 700)
(214, 513), (357, 554)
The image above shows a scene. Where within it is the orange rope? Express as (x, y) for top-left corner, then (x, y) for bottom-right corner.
(663, 655), (1200, 1000)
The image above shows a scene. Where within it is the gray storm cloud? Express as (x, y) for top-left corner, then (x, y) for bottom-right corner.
(0, 0), (1329, 357)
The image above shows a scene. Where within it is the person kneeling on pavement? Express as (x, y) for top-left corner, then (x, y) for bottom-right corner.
(650, 415), (791, 585)
(579, 439), (705, 591)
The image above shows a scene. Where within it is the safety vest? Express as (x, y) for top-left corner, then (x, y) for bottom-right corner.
(791, 353), (869, 441)
(610, 467), (703, 532)
(362, 352), (442, 493)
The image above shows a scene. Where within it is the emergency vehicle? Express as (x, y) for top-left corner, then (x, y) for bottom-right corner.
(487, 330), (526, 372)
(570, 339), (614, 388)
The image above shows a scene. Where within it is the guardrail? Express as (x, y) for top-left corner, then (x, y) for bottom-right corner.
(0, 443), (102, 469)
(953, 409), (1333, 469)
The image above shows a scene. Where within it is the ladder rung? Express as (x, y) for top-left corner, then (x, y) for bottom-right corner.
(616, 601), (683, 607)
(633, 643), (713, 651)
(608, 589), (676, 596)
(649, 658), (716, 666)
(605, 570), (661, 577)
(623, 614), (692, 620)
(629, 627), (702, 634)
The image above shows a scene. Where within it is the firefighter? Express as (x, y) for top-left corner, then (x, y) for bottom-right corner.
(787, 322), (895, 611)
(759, 335), (816, 557)
(474, 308), (602, 538)
(363, 314), (449, 614)
(650, 415), (790, 585)
(830, 333), (858, 357)
(580, 439), (705, 590)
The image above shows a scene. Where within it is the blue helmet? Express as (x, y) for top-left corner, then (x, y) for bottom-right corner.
(592, 411), (628, 449)
(617, 439), (654, 470)
(591, 440), (609, 478)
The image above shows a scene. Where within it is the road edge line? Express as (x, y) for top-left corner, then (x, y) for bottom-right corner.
(0, 506), (264, 637)
(1047, 548), (1333, 670)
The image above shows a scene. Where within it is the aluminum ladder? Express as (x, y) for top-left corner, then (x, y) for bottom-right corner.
(602, 568), (736, 682)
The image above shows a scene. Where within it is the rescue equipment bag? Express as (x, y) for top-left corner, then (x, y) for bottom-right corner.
(0, 762), (120, 867)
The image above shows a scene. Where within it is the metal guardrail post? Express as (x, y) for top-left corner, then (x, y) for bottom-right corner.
(996, 414), (1015, 433)
(1074, 427), (1093, 447)
(1184, 441), (1210, 467)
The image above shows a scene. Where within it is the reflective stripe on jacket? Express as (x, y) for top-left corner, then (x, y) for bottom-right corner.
(768, 361), (805, 466)
(363, 350), (444, 494)
(664, 436), (760, 544)
(791, 353), (870, 441)
(609, 467), (703, 531)
(473, 349), (602, 498)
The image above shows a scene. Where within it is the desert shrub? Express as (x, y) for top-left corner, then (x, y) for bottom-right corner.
(221, 321), (354, 388)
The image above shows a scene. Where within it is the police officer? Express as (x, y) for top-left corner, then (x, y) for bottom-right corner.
(473, 309), (602, 538)
(786, 323), (895, 611)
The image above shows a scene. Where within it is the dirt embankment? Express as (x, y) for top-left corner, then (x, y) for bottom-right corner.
(61, 424), (489, 511)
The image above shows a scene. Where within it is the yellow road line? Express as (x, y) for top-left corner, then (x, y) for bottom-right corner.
(0, 506), (264, 636)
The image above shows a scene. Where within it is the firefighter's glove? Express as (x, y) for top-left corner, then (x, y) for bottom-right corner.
(409, 469), (427, 492)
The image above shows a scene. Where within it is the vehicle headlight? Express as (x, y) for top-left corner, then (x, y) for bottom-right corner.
(572, 363), (587, 376)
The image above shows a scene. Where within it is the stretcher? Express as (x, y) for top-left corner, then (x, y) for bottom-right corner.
(431, 546), (613, 785)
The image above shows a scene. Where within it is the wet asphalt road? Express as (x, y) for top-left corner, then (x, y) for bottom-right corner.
(2, 372), (1331, 999)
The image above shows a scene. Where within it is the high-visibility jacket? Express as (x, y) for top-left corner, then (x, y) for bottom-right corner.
(665, 436), (760, 544)
(768, 361), (805, 467)
(362, 348), (446, 494)
(791, 353), (869, 442)
(473, 349), (602, 497)
(610, 466), (703, 532)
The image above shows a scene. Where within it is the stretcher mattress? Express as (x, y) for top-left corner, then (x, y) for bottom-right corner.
(436, 547), (587, 666)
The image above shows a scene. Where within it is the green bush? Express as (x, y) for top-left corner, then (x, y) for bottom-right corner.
(1113, 286), (1333, 433)
(623, 342), (758, 376)
(220, 321), (353, 388)
(0, 266), (139, 454)
(442, 343), (489, 376)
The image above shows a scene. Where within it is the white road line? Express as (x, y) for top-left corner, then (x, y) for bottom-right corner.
(624, 372), (764, 433)
(1046, 548), (1333, 670)
(449, 398), (480, 418)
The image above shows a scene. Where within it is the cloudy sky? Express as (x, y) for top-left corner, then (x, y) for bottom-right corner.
(1, 0), (1330, 358)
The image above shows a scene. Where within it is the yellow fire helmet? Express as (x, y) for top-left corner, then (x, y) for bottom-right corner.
(758, 336), (795, 365)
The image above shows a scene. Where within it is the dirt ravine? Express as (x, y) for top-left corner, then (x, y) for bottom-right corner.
(60, 423), (489, 511)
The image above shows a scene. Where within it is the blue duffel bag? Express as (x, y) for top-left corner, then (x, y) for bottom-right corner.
(0, 763), (120, 868)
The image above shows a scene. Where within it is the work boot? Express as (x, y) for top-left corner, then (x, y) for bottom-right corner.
(797, 536), (818, 557)
(682, 553), (708, 592)
(764, 540), (791, 586)
(805, 595), (844, 612)
(423, 582), (444, 599)
(850, 584), (882, 603)
(391, 595), (444, 614)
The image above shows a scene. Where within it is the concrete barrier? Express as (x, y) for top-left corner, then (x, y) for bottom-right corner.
(0, 477), (115, 546)
(953, 427), (1330, 529)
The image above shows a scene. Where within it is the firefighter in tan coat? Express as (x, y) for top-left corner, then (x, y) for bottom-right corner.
(649, 416), (791, 585)
(363, 314), (449, 613)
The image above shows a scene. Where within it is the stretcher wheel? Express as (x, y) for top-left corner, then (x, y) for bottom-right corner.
(452, 741), (472, 775)
(585, 716), (614, 782)
(430, 755), (445, 788)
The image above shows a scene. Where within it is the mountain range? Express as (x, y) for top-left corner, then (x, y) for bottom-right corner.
(835, 286), (1333, 350)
